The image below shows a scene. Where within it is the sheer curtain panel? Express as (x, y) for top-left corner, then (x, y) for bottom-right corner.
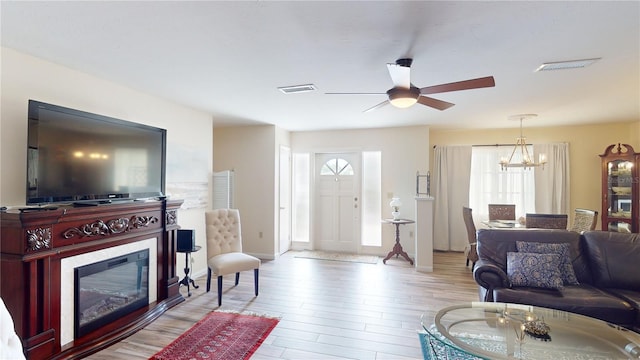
(469, 146), (536, 221)
(433, 145), (472, 251)
(534, 143), (570, 214)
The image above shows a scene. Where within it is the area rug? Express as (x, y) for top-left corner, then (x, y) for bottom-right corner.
(294, 250), (379, 264)
(149, 311), (279, 360)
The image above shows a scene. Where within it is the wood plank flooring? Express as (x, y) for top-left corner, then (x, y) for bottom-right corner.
(88, 251), (478, 360)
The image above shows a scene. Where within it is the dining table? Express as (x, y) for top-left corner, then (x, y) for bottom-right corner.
(481, 220), (523, 229)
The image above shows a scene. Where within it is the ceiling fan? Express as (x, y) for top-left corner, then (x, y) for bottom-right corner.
(326, 58), (495, 112)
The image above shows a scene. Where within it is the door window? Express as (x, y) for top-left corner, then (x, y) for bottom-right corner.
(320, 158), (354, 176)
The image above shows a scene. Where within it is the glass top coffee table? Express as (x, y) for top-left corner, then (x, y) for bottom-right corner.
(421, 302), (640, 359)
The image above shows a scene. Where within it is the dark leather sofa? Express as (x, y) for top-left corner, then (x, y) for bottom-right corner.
(473, 229), (640, 332)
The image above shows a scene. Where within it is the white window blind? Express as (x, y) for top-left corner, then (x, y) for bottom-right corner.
(212, 170), (234, 209)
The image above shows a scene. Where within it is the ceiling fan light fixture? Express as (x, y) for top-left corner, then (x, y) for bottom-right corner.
(387, 87), (420, 108)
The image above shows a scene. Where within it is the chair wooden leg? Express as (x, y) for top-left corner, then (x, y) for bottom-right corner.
(206, 268), (212, 292)
(466, 258), (470, 266)
(235, 272), (240, 286)
(254, 269), (259, 296)
(217, 275), (223, 306)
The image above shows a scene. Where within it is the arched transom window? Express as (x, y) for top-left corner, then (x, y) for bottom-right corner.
(320, 157), (354, 176)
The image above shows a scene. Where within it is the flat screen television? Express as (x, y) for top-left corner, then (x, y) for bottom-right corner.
(27, 100), (166, 205)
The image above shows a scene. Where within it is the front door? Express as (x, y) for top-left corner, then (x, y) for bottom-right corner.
(315, 153), (360, 253)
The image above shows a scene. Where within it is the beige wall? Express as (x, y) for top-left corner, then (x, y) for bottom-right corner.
(291, 125), (431, 256)
(212, 125), (432, 258)
(430, 121), (640, 229)
(274, 126), (291, 255)
(212, 125), (279, 259)
(1, 47), (213, 276)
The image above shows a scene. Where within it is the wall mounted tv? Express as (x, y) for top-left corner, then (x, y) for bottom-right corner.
(27, 100), (166, 205)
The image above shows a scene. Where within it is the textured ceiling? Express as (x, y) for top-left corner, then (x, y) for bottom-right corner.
(1, 1), (639, 131)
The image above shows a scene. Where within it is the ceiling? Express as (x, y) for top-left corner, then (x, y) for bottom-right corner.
(1, 1), (638, 132)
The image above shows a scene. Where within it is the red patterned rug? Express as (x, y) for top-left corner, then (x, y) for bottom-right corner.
(150, 311), (279, 360)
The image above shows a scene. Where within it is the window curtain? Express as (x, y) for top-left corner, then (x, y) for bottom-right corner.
(534, 143), (570, 214)
(469, 146), (536, 222)
(433, 145), (472, 251)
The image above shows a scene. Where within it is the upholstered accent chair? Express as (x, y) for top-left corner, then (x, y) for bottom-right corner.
(488, 204), (516, 221)
(462, 206), (478, 269)
(570, 208), (598, 233)
(525, 213), (568, 229)
(205, 209), (261, 306)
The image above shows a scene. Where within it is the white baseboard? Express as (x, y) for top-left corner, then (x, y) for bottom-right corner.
(415, 265), (433, 273)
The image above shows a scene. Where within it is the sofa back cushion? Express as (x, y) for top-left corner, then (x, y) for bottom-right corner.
(476, 228), (592, 284)
(506, 252), (564, 289)
(516, 241), (579, 285)
(583, 231), (640, 290)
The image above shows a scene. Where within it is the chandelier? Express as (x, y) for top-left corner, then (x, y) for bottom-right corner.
(499, 114), (547, 170)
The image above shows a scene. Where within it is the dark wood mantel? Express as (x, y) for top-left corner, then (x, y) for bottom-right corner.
(0, 199), (185, 359)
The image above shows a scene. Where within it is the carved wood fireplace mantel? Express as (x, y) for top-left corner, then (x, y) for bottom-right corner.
(0, 200), (185, 359)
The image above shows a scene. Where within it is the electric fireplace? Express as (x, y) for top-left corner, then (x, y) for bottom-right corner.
(74, 249), (149, 338)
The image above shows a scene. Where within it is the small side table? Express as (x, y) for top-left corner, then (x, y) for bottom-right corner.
(177, 245), (201, 297)
(382, 219), (415, 265)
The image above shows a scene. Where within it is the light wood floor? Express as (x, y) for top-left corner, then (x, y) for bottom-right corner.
(88, 251), (478, 360)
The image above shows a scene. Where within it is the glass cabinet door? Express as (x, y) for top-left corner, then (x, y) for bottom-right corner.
(600, 143), (638, 233)
(606, 159), (633, 232)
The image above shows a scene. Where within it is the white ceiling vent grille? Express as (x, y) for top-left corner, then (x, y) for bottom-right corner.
(278, 84), (317, 94)
(535, 58), (601, 72)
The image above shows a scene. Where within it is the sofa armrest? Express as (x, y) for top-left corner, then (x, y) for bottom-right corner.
(473, 259), (509, 295)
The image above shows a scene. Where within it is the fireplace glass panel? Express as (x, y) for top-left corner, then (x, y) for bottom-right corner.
(74, 249), (149, 338)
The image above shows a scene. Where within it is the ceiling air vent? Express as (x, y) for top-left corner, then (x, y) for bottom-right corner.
(535, 58), (601, 72)
(278, 84), (317, 94)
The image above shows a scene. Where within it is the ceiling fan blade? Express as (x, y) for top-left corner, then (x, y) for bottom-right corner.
(420, 76), (495, 95)
(387, 63), (411, 89)
(363, 100), (390, 113)
(417, 96), (455, 111)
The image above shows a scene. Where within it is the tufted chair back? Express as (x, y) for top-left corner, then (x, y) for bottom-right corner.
(570, 208), (598, 233)
(488, 204), (516, 221)
(204, 208), (261, 306)
(205, 208), (243, 259)
(525, 213), (568, 229)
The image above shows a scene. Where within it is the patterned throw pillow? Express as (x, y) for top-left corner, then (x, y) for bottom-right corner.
(516, 241), (579, 285)
(507, 252), (564, 290)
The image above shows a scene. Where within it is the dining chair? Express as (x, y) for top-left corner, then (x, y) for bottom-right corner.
(570, 208), (598, 233)
(205, 208), (261, 306)
(488, 204), (516, 221)
(525, 213), (568, 229)
(462, 206), (478, 270)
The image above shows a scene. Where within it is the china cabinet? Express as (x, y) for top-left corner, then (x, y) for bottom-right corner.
(600, 143), (639, 233)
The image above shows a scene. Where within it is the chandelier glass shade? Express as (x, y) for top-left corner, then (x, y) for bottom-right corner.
(499, 115), (547, 170)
